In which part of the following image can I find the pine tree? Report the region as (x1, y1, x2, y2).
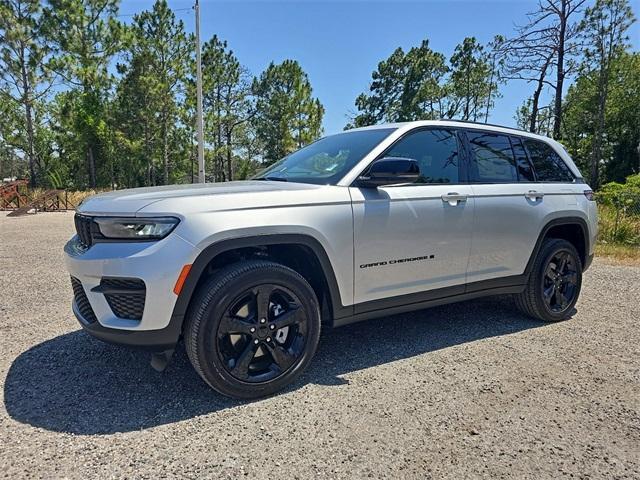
(128, 0, 190, 185)
(0, 0, 53, 186)
(448, 37, 493, 122)
(202, 35, 253, 181)
(44, 0, 124, 188)
(579, 0, 635, 188)
(252, 60, 324, 164)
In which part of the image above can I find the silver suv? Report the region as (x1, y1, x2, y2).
(64, 120, 598, 398)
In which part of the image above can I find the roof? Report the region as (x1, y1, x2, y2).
(347, 119, 549, 141)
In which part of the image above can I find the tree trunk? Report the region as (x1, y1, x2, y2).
(484, 56, 496, 123)
(82, 79, 97, 188)
(191, 141, 196, 184)
(19, 43, 37, 188)
(553, 1, 567, 139)
(144, 124, 151, 187)
(530, 78, 544, 133)
(226, 128, 233, 181)
(530, 54, 553, 134)
(162, 110, 169, 185)
(591, 69, 608, 190)
(216, 89, 223, 182)
(464, 69, 471, 120)
(87, 145, 96, 188)
(24, 101, 37, 188)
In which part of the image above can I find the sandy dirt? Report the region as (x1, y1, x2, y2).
(1, 212, 638, 479)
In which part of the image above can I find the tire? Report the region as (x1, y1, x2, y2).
(184, 260, 321, 399)
(515, 238, 583, 322)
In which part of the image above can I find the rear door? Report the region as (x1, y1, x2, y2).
(350, 128, 474, 307)
(464, 131, 576, 285)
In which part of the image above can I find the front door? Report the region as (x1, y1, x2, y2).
(350, 128, 474, 309)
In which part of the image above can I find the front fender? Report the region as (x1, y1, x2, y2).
(169, 232, 353, 331)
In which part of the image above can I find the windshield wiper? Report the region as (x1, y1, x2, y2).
(256, 176, 288, 182)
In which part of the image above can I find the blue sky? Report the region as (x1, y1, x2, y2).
(121, 0, 640, 135)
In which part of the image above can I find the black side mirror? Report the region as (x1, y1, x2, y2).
(356, 157, 420, 188)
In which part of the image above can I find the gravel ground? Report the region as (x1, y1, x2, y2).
(1, 211, 639, 479)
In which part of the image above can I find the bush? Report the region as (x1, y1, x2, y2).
(597, 174, 640, 246)
(597, 173, 640, 214)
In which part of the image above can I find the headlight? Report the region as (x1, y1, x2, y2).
(94, 217, 179, 240)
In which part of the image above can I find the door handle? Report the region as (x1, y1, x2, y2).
(525, 190, 544, 200)
(441, 192, 468, 206)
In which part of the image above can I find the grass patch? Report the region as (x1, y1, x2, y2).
(595, 202, 640, 265)
(597, 204, 640, 246)
(595, 243, 640, 265)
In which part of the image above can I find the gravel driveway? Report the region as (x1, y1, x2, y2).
(1, 211, 639, 479)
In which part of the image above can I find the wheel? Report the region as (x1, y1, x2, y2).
(515, 238, 583, 322)
(184, 260, 321, 399)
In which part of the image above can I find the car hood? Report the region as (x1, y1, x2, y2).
(77, 181, 338, 215)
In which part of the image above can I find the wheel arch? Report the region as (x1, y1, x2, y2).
(170, 234, 350, 335)
(525, 217, 591, 275)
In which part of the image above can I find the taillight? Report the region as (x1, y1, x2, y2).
(583, 190, 595, 201)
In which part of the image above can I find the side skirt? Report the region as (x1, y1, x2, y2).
(333, 276, 526, 328)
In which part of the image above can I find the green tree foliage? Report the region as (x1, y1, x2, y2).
(202, 35, 253, 181)
(44, 0, 124, 188)
(114, 0, 191, 187)
(0, 1, 324, 188)
(1, 0, 638, 193)
(599, 173, 640, 205)
(515, 97, 554, 136)
(0, 0, 53, 187)
(578, 0, 635, 188)
(252, 60, 323, 163)
(349, 37, 496, 127)
(562, 51, 640, 184)
(350, 40, 448, 127)
(0, 93, 26, 179)
(448, 37, 495, 121)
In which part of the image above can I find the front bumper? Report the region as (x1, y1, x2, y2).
(65, 232, 199, 350)
(72, 299, 182, 350)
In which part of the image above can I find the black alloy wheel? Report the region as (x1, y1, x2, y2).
(541, 250, 579, 313)
(515, 238, 583, 322)
(217, 284, 308, 383)
(185, 260, 321, 399)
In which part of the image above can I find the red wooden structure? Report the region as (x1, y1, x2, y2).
(1, 180, 76, 216)
(0, 180, 29, 209)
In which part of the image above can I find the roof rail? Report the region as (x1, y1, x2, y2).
(437, 119, 532, 135)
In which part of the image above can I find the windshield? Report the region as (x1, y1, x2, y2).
(254, 128, 396, 185)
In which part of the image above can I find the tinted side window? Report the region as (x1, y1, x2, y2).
(523, 139, 574, 182)
(467, 132, 518, 183)
(385, 129, 459, 183)
(510, 137, 535, 182)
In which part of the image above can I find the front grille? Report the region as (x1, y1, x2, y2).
(101, 278, 146, 321)
(74, 214, 95, 248)
(70, 276, 97, 323)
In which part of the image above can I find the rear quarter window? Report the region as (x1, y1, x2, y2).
(510, 137, 535, 182)
(523, 139, 574, 182)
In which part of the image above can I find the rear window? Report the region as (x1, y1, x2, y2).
(467, 132, 518, 183)
(523, 139, 574, 182)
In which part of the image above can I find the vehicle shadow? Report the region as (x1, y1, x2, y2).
(4, 297, 544, 435)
